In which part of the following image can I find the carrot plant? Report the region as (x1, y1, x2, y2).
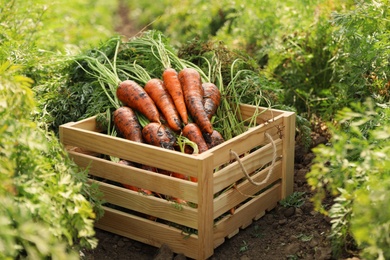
(0, 62, 102, 258)
(1, 0, 113, 257)
(306, 1, 390, 257)
(307, 98, 390, 258)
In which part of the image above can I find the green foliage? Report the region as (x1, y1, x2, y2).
(1, 0, 118, 130)
(306, 98, 390, 257)
(39, 37, 123, 131)
(0, 0, 116, 67)
(0, 196, 79, 259)
(239, 240, 249, 253)
(279, 191, 306, 208)
(352, 176, 390, 260)
(330, 0, 390, 107)
(0, 62, 102, 257)
(1, 0, 110, 257)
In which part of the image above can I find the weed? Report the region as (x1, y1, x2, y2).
(239, 240, 249, 253)
(279, 191, 306, 208)
(250, 224, 263, 238)
(295, 233, 314, 242)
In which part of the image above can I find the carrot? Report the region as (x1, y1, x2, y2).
(182, 123, 209, 182)
(113, 106, 143, 142)
(179, 68, 213, 134)
(116, 80, 160, 124)
(142, 122, 176, 150)
(171, 172, 187, 180)
(144, 78, 182, 131)
(182, 123, 209, 154)
(162, 68, 189, 124)
(203, 129, 225, 149)
(171, 197, 187, 205)
(202, 82, 221, 120)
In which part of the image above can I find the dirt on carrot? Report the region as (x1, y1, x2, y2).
(116, 80, 161, 124)
(179, 68, 213, 134)
(202, 82, 221, 120)
(203, 129, 225, 149)
(113, 106, 143, 142)
(142, 122, 176, 150)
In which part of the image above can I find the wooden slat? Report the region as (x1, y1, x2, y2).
(94, 181, 199, 229)
(213, 183, 281, 245)
(213, 162, 282, 218)
(208, 115, 284, 168)
(60, 116, 99, 131)
(60, 124, 207, 177)
(69, 151, 199, 202)
(213, 139, 283, 193)
(239, 104, 285, 123)
(95, 207, 203, 260)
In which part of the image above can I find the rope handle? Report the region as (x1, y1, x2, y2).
(230, 132, 278, 186)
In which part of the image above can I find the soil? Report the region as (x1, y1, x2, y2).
(81, 5, 354, 260)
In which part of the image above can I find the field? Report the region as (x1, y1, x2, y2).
(1, 0, 389, 259)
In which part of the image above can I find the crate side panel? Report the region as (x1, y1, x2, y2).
(96, 207, 202, 260)
(213, 162, 282, 218)
(209, 115, 284, 168)
(61, 125, 201, 176)
(69, 151, 198, 203)
(95, 181, 199, 229)
(213, 139, 283, 193)
(213, 183, 281, 245)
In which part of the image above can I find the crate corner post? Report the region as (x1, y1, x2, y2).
(196, 153, 215, 260)
(281, 111, 296, 199)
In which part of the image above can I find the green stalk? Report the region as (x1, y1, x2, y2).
(74, 39, 122, 109)
(213, 56, 246, 139)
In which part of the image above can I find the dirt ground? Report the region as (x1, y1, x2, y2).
(80, 5, 355, 260)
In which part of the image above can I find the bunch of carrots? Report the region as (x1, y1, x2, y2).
(114, 66, 224, 193)
(75, 31, 257, 206)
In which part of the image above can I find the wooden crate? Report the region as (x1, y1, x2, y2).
(59, 104, 295, 260)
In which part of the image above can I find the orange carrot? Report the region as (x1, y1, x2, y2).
(171, 197, 187, 205)
(171, 172, 187, 180)
(142, 122, 176, 150)
(116, 80, 160, 123)
(182, 123, 209, 154)
(182, 123, 209, 182)
(144, 78, 182, 131)
(162, 68, 189, 124)
(203, 129, 225, 149)
(202, 82, 221, 120)
(113, 106, 143, 142)
(179, 68, 213, 134)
